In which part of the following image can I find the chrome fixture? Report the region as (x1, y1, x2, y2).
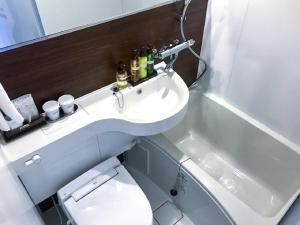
(155, 39, 195, 73)
(113, 91, 124, 109)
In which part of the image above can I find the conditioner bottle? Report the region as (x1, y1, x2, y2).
(147, 45, 154, 75)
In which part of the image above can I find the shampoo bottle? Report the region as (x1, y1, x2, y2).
(130, 49, 140, 83)
(138, 47, 148, 79)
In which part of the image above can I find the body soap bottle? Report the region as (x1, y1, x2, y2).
(130, 49, 140, 83)
(116, 61, 128, 90)
(138, 47, 147, 79)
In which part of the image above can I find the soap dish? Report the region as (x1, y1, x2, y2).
(45, 104, 79, 123)
(2, 115, 47, 142)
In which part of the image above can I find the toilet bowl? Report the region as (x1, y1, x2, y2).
(58, 157, 153, 225)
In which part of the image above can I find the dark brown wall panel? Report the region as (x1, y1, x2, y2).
(0, 0, 207, 109)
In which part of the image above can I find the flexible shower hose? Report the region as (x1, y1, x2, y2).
(180, 0, 207, 86)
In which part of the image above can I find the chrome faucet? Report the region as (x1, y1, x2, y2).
(155, 39, 195, 73)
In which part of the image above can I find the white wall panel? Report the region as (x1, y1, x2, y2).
(201, 0, 300, 146)
(200, 0, 249, 94)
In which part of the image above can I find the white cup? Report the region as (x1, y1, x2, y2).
(58, 95, 75, 115)
(42, 100, 60, 121)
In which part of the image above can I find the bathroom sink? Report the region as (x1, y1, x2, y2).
(113, 66, 189, 125)
(57, 62, 190, 136)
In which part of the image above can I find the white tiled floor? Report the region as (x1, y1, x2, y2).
(127, 166, 195, 225)
(154, 201, 183, 225)
(127, 166, 171, 211)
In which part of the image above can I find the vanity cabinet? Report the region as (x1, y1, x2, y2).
(97, 131, 136, 160)
(11, 129, 136, 204)
(13, 130, 102, 204)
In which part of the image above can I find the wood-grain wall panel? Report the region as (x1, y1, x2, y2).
(0, 0, 207, 109)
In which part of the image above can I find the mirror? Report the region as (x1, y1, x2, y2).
(0, 0, 176, 52)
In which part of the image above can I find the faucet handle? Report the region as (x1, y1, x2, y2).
(155, 45, 168, 59)
(161, 45, 168, 51)
(152, 48, 158, 55)
(168, 43, 175, 49)
(173, 39, 180, 45)
(168, 40, 181, 49)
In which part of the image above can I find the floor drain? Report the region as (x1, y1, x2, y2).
(170, 189, 178, 197)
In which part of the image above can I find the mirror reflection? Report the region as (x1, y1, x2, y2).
(0, 0, 175, 51)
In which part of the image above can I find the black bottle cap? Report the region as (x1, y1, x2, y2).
(147, 44, 154, 54)
(117, 61, 126, 71)
(132, 49, 140, 59)
(140, 47, 147, 57)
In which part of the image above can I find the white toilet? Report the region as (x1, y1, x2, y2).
(58, 157, 153, 225)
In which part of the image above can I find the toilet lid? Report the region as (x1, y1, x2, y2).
(63, 165, 153, 225)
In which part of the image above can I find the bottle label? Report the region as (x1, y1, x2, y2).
(140, 63, 146, 69)
(117, 75, 128, 81)
(138, 57, 148, 78)
(131, 66, 139, 70)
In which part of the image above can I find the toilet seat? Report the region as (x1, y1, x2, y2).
(58, 157, 153, 225)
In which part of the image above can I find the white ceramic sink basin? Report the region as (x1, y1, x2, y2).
(75, 62, 189, 136)
(114, 68, 189, 123)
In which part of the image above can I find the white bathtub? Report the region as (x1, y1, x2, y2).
(126, 137, 234, 225)
(162, 87, 300, 225)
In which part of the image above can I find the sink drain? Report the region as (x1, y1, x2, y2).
(137, 89, 142, 95)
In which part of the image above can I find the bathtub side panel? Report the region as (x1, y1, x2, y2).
(126, 137, 233, 225)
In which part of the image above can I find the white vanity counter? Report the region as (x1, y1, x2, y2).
(0, 63, 189, 163)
